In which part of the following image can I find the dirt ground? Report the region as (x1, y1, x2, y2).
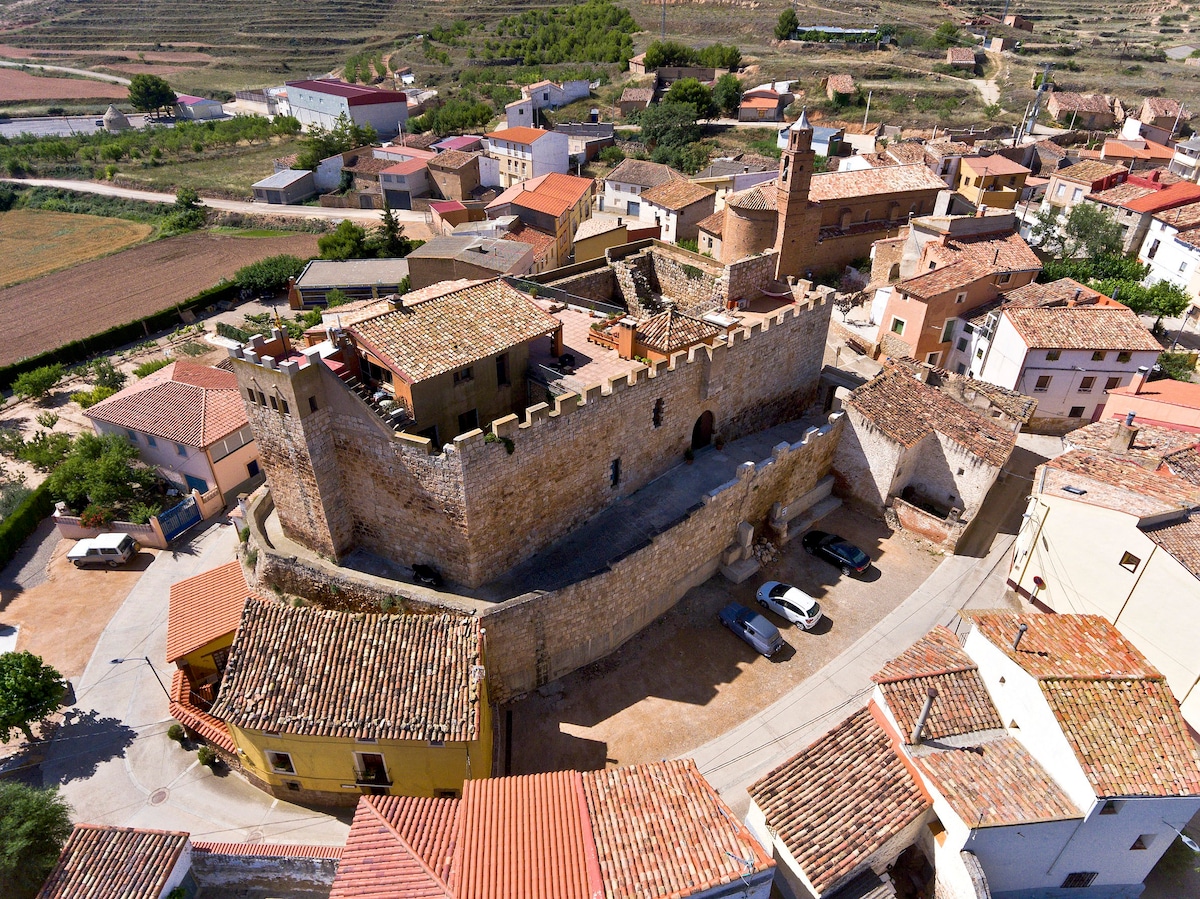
(505, 506, 942, 775)
(0, 69, 128, 103)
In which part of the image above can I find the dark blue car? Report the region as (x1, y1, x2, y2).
(802, 530, 871, 576)
(718, 602, 784, 657)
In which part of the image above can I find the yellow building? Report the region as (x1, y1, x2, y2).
(954, 155, 1030, 211)
(210, 602, 491, 805)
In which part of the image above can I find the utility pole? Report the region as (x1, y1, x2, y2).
(862, 90, 872, 131)
(1015, 62, 1052, 145)
(1001, 0, 1012, 23)
(661, 0, 666, 39)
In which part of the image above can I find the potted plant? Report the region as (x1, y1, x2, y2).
(684, 447, 695, 464)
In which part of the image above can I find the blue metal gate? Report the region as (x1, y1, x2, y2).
(158, 496, 201, 541)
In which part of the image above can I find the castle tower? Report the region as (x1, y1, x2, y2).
(773, 110, 820, 281)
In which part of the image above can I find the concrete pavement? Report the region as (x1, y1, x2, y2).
(689, 532, 1019, 816)
(39, 517, 349, 844)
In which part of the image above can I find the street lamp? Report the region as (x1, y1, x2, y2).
(110, 656, 171, 701)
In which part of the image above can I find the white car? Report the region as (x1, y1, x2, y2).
(755, 581, 822, 630)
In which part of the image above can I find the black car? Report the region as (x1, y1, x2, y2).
(802, 530, 870, 575)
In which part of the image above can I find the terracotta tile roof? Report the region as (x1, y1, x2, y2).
(383, 157, 430, 177)
(636, 308, 723, 354)
(619, 87, 654, 104)
(502, 221, 556, 263)
(169, 669, 237, 753)
(1003, 306, 1161, 351)
(914, 735, 1080, 826)
(331, 797, 453, 899)
(1052, 159, 1128, 185)
(166, 560, 258, 663)
(874, 628, 1004, 743)
(748, 708, 929, 896)
(191, 841, 342, 858)
(826, 74, 856, 94)
(484, 126, 552, 145)
(1153, 199, 1200, 230)
(809, 164, 948, 203)
(345, 155, 393, 176)
(36, 825, 190, 899)
(960, 154, 1030, 177)
(606, 158, 685, 189)
(1039, 449, 1200, 518)
(886, 143, 932, 166)
(725, 182, 777, 211)
(1042, 679, 1200, 797)
(1120, 181, 1200, 213)
(429, 150, 479, 172)
(1102, 139, 1173, 162)
(897, 260, 990, 297)
(1143, 511, 1200, 579)
(695, 209, 725, 237)
(741, 94, 781, 110)
(1086, 182, 1157, 208)
(350, 279, 560, 384)
(1051, 92, 1116, 115)
(1000, 277, 1112, 307)
(1162, 444, 1200, 485)
(486, 174, 550, 211)
(583, 759, 773, 899)
(369, 795, 460, 882)
(1107, 376, 1200, 409)
(1065, 420, 1200, 467)
(511, 172, 594, 217)
(640, 179, 715, 211)
(923, 229, 1041, 275)
(574, 217, 624, 241)
(1141, 97, 1182, 120)
(947, 47, 977, 65)
(86, 361, 248, 450)
(452, 770, 599, 899)
(847, 368, 1017, 467)
(210, 604, 483, 742)
(963, 612, 1162, 680)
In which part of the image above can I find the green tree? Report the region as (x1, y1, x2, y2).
(1156, 351, 1198, 382)
(45, 432, 160, 511)
(0, 652, 66, 743)
(1033, 204, 1124, 261)
(666, 78, 716, 119)
(638, 102, 702, 150)
(775, 8, 799, 41)
(232, 254, 307, 294)
(367, 205, 416, 258)
(325, 288, 349, 307)
(0, 783, 73, 899)
(294, 113, 378, 170)
(644, 40, 696, 69)
(713, 73, 744, 117)
(127, 74, 177, 117)
(89, 358, 126, 392)
(12, 364, 64, 403)
(930, 22, 961, 49)
(319, 220, 370, 260)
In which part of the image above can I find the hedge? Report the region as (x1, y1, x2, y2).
(0, 482, 53, 570)
(0, 280, 240, 392)
(215, 321, 253, 343)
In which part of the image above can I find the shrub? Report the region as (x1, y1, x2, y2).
(244, 547, 258, 567)
(34, 412, 58, 429)
(70, 385, 118, 408)
(233, 254, 306, 295)
(127, 501, 161, 525)
(196, 745, 217, 768)
(79, 505, 113, 528)
(166, 723, 185, 743)
(12, 364, 63, 403)
(238, 525, 250, 543)
(598, 146, 625, 166)
(216, 322, 252, 343)
(17, 431, 73, 471)
(133, 358, 171, 378)
(0, 484, 52, 569)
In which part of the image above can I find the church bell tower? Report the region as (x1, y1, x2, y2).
(773, 109, 820, 281)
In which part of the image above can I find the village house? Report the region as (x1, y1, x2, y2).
(1138, 96, 1185, 135)
(378, 157, 431, 209)
(617, 85, 654, 118)
(482, 126, 569, 189)
(1169, 135, 1200, 182)
(953, 154, 1030, 212)
(208, 602, 492, 805)
(284, 79, 408, 137)
(949, 278, 1162, 431)
(288, 258, 413, 309)
(571, 216, 659, 262)
(405, 235, 535, 291)
(1010, 429, 1200, 728)
(747, 613, 1200, 899)
(1085, 177, 1200, 255)
(174, 93, 224, 120)
(426, 149, 490, 202)
(1045, 91, 1124, 130)
(555, 121, 615, 163)
(488, 171, 594, 268)
(331, 760, 774, 899)
(86, 361, 260, 502)
(691, 158, 777, 208)
(1102, 366, 1200, 430)
(1138, 198, 1200, 290)
(1097, 137, 1174, 173)
(822, 73, 856, 103)
(869, 211, 1041, 366)
(601, 157, 685, 215)
(832, 365, 1022, 548)
(250, 169, 316, 205)
(945, 47, 976, 70)
(522, 77, 590, 110)
(739, 88, 787, 122)
(638, 179, 716, 245)
(1041, 159, 1129, 219)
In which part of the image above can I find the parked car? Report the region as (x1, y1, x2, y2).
(67, 533, 139, 569)
(755, 582, 822, 630)
(802, 530, 871, 576)
(718, 602, 784, 657)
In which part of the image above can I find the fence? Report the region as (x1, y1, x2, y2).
(53, 486, 226, 549)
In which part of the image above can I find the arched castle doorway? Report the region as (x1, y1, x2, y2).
(691, 411, 714, 450)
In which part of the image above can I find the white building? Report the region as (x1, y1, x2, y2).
(1010, 420, 1200, 728)
(1169, 135, 1200, 181)
(637, 179, 715, 244)
(1140, 200, 1200, 289)
(481, 126, 569, 189)
(174, 93, 225, 120)
(950, 279, 1162, 430)
(284, 79, 409, 137)
(522, 78, 590, 110)
(747, 613, 1200, 899)
(600, 158, 686, 216)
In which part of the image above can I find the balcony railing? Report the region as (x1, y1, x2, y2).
(335, 371, 413, 432)
(354, 769, 392, 787)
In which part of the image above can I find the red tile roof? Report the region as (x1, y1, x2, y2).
(1003, 305, 1161, 351)
(809, 164, 948, 203)
(636, 308, 723, 354)
(502, 221, 556, 264)
(1120, 181, 1200, 213)
(873, 625, 972, 682)
(749, 708, 929, 895)
(484, 126, 552, 145)
(1049, 92, 1116, 115)
(210, 605, 484, 742)
(511, 172, 594, 218)
(826, 74, 856, 95)
(86, 361, 248, 450)
(960, 155, 1030, 177)
(695, 209, 725, 237)
(1039, 449, 1200, 516)
(383, 158, 430, 177)
(169, 669, 236, 753)
(606, 158, 686, 189)
(36, 825, 189, 899)
(915, 735, 1080, 826)
(1143, 512, 1200, 580)
(1107, 376, 1200, 409)
(1065, 419, 1200, 466)
(166, 560, 257, 663)
(287, 79, 407, 106)
(369, 795, 460, 882)
(1051, 159, 1127, 185)
(332, 797, 453, 899)
(640, 179, 715, 211)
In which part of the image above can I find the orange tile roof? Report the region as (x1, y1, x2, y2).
(369, 795, 460, 882)
(740, 94, 781, 110)
(383, 158, 429, 176)
(695, 209, 725, 237)
(1101, 139, 1173, 162)
(86, 361, 248, 450)
(210, 605, 484, 742)
(915, 735, 1081, 826)
(640, 179, 715, 211)
(725, 182, 776, 211)
(1001, 277, 1116, 307)
(484, 126, 551, 145)
(810, 163, 950, 203)
(332, 798, 453, 899)
(191, 841, 342, 859)
(960, 154, 1030, 177)
(165, 560, 257, 663)
(1051, 159, 1128, 185)
(169, 669, 236, 753)
(511, 172, 594, 218)
(502, 221, 556, 263)
(1039, 449, 1200, 518)
(1004, 305, 1161, 351)
(1065, 419, 1199, 466)
(36, 825, 190, 899)
(1108, 376, 1200, 408)
(351, 279, 561, 384)
(748, 708, 929, 896)
(636, 308, 723, 354)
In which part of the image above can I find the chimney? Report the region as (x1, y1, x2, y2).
(976, 203, 988, 217)
(1012, 623, 1028, 651)
(1071, 287, 1082, 305)
(911, 687, 938, 744)
(1130, 366, 1149, 395)
(1110, 411, 1139, 455)
(616, 316, 637, 360)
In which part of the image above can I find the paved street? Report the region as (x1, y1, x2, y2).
(37, 518, 350, 844)
(0, 114, 153, 140)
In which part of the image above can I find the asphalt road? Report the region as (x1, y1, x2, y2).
(2, 177, 416, 226)
(0, 114, 153, 140)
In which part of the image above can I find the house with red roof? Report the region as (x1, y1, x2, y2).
(482, 126, 570, 189)
(748, 614, 1200, 898)
(486, 172, 595, 268)
(285, 79, 409, 137)
(1102, 366, 1200, 431)
(738, 89, 787, 122)
(85, 361, 261, 502)
(1085, 178, 1200, 255)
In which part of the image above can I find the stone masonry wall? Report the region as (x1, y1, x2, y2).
(726, 252, 779, 303)
(649, 251, 724, 315)
(190, 850, 338, 895)
(543, 266, 617, 303)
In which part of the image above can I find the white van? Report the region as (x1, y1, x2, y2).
(67, 533, 140, 569)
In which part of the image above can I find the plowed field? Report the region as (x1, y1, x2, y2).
(0, 68, 127, 102)
(0, 231, 319, 367)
